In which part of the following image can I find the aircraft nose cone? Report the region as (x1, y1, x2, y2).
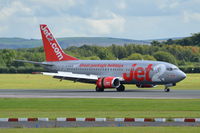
(179, 70, 186, 81)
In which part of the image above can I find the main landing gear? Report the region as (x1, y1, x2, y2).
(116, 84, 125, 92)
(95, 84, 125, 92)
(164, 86, 170, 92)
(95, 86, 104, 92)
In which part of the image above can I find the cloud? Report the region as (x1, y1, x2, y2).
(156, 0, 180, 10)
(86, 12, 125, 35)
(183, 11, 200, 23)
(0, 1, 32, 19)
(0, 0, 200, 39)
(116, 0, 127, 10)
(39, 12, 125, 37)
(0, 1, 37, 37)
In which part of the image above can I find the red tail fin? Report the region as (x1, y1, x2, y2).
(40, 24, 78, 62)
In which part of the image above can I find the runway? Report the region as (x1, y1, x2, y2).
(0, 89, 199, 99)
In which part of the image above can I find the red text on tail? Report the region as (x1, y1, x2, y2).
(40, 24, 78, 62)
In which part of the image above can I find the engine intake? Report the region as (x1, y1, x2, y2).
(96, 77, 120, 88)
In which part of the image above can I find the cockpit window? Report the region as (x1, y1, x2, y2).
(167, 68, 173, 71)
(167, 67, 178, 71)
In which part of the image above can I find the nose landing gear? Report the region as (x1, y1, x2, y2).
(164, 83, 175, 92)
(164, 86, 170, 92)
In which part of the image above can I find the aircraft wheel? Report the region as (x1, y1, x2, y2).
(164, 87, 170, 92)
(96, 86, 104, 92)
(116, 84, 125, 92)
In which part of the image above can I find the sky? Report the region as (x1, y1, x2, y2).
(0, 0, 200, 40)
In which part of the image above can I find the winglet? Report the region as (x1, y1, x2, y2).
(40, 24, 78, 62)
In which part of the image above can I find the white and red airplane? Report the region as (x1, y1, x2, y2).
(17, 24, 186, 92)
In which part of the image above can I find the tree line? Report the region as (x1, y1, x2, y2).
(153, 32, 200, 47)
(0, 43, 200, 73)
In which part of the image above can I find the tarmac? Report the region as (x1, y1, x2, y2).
(0, 89, 199, 99)
(1, 121, 200, 128)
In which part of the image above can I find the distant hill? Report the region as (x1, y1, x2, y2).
(0, 37, 150, 49)
(145, 37, 184, 43)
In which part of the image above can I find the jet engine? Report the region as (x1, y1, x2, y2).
(96, 77, 120, 88)
(136, 84, 155, 88)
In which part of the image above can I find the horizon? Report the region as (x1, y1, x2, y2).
(0, 35, 188, 41)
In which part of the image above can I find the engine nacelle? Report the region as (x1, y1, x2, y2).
(96, 77, 120, 88)
(136, 84, 155, 88)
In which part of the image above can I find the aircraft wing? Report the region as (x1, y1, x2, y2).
(15, 60, 53, 66)
(42, 71, 98, 83)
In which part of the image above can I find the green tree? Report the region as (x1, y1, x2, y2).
(151, 40, 162, 47)
(111, 45, 127, 59)
(165, 39, 174, 45)
(81, 56, 100, 60)
(153, 51, 177, 65)
(126, 53, 143, 60)
(1, 49, 16, 66)
(142, 55, 156, 61)
(0, 56, 6, 66)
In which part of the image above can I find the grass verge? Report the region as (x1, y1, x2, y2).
(0, 98, 199, 118)
(0, 73, 199, 90)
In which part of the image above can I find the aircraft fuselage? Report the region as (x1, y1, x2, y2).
(45, 60, 186, 85)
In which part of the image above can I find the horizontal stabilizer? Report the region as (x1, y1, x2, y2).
(15, 60, 53, 66)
